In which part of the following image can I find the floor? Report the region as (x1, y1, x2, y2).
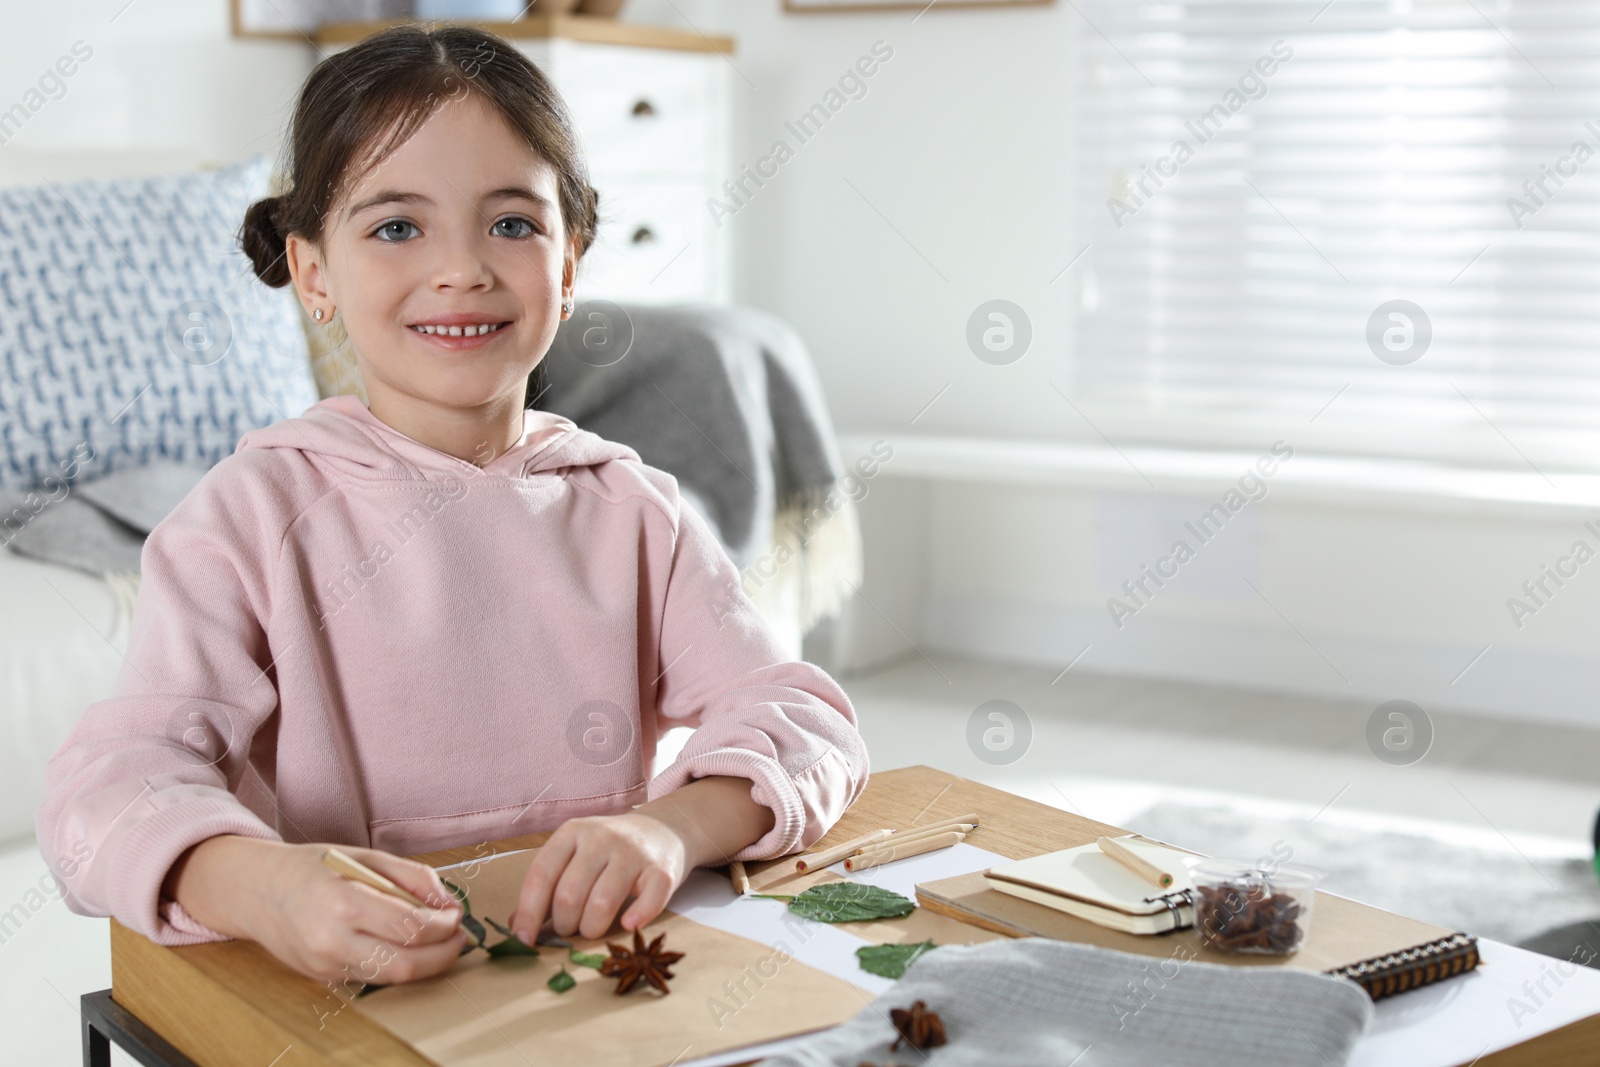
(6, 652, 1597, 1065)
(838, 651, 1600, 858)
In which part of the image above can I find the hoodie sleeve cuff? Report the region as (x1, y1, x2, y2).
(95, 794, 283, 947)
(649, 745, 854, 863)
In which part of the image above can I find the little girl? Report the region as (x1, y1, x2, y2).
(34, 24, 868, 990)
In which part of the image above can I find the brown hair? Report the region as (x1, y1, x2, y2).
(240, 24, 598, 408)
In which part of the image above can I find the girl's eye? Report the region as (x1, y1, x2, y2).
(493, 217, 537, 239)
(374, 220, 419, 243)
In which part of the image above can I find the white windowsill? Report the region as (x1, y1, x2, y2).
(837, 432, 1600, 520)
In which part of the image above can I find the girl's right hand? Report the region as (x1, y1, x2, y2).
(242, 841, 469, 988)
(246, 844, 467, 985)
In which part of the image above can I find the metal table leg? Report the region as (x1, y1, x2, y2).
(79, 989, 200, 1067)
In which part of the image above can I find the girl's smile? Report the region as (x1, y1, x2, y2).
(406, 315, 514, 349)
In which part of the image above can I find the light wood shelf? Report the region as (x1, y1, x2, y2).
(314, 15, 735, 54)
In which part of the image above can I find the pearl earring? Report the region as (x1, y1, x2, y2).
(313, 307, 324, 321)
(562, 300, 573, 314)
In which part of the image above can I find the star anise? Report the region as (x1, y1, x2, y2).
(598, 928, 686, 995)
(888, 999, 947, 1052)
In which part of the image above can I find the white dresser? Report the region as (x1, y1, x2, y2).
(316, 18, 733, 305)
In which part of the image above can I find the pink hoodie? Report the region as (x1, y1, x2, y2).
(34, 394, 869, 947)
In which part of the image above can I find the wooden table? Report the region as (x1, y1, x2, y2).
(104, 765, 1600, 1066)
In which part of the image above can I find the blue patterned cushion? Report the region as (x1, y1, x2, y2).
(0, 155, 317, 491)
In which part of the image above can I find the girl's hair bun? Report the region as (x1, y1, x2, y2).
(241, 195, 291, 288)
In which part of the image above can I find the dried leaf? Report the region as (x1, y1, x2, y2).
(772, 883, 916, 923)
(855, 940, 938, 979)
(569, 948, 608, 969)
(548, 966, 576, 993)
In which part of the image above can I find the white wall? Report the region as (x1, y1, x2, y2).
(914, 482, 1600, 727)
(0, 0, 310, 184)
(695, 4, 1600, 727)
(705, 1, 1080, 438)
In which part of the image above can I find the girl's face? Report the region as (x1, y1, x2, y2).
(286, 91, 575, 417)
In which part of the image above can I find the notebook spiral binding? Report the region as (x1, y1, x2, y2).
(1144, 887, 1197, 931)
(1327, 931, 1481, 1001)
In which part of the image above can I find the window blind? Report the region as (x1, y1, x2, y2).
(1073, 0, 1600, 471)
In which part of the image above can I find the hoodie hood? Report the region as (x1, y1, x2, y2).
(235, 394, 640, 482)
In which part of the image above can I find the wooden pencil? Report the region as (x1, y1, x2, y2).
(321, 847, 428, 907)
(1097, 834, 1173, 889)
(844, 831, 965, 871)
(729, 859, 751, 896)
(320, 847, 483, 947)
(915, 811, 980, 831)
(855, 822, 976, 853)
(795, 828, 894, 872)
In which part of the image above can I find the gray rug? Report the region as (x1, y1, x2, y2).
(1127, 802, 1600, 957)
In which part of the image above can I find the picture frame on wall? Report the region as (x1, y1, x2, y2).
(783, 0, 1051, 10)
(230, 0, 410, 39)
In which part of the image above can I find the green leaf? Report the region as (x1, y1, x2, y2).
(486, 926, 540, 958)
(569, 949, 608, 969)
(487, 936, 541, 958)
(437, 881, 487, 949)
(440, 877, 471, 917)
(781, 883, 916, 923)
(479, 914, 539, 958)
(548, 966, 576, 993)
(855, 939, 938, 979)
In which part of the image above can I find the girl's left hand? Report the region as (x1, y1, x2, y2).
(507, 812, 690, 946)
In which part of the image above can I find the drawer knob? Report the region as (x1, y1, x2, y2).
(631, 225, 657, 245)
(631, 98, 657, 118)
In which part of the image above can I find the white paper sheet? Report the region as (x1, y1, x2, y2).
(1353, 936, 1600, 1066)
(668, 841, 1012, 1067)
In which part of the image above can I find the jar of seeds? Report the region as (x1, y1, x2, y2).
(1189, 859, 1323, 955)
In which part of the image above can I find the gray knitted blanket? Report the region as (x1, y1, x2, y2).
(540, 300, 847, 571)
(0, 460, 206, 575)
(755, 938, 1374, 1067)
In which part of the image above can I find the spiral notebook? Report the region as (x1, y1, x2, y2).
(918, 849, 1480, 1000)
(982, 836, 1197, 935)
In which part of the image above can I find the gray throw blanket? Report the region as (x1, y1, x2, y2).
(0, 461, 207, 575)
(540, 301, 848, 571)
(755, 939, 1374, 1067)
(1, 302, 849, 579)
